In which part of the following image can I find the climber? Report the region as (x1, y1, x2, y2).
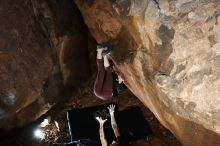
(93, 42, 125, 100)
(96, 104, 129, 146)
(53, 104, 128, 146)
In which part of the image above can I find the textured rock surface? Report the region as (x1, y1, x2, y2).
(1, 0, 220, 145)
(75, 0, 220, 145)
(0, 0, 90, 130)
(0, 0, 56, 129)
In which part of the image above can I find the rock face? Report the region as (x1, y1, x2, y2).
(75, 0, 220, 145)
(0, 0, 56, 129)
(1, 0, 220, 145)
(0, 0, 90, 130)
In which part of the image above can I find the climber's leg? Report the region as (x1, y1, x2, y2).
(101, 55, 113, 98)
(94, 48, 106, 99)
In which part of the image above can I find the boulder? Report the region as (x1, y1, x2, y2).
(0, 0, 90, 130)
(75, 0, 220, 145)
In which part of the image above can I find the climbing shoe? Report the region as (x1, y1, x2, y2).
(96, 42, 113, 56)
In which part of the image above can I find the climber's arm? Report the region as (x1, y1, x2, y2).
(108, 104, 121, 138)
(96, 117, 108, 146)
